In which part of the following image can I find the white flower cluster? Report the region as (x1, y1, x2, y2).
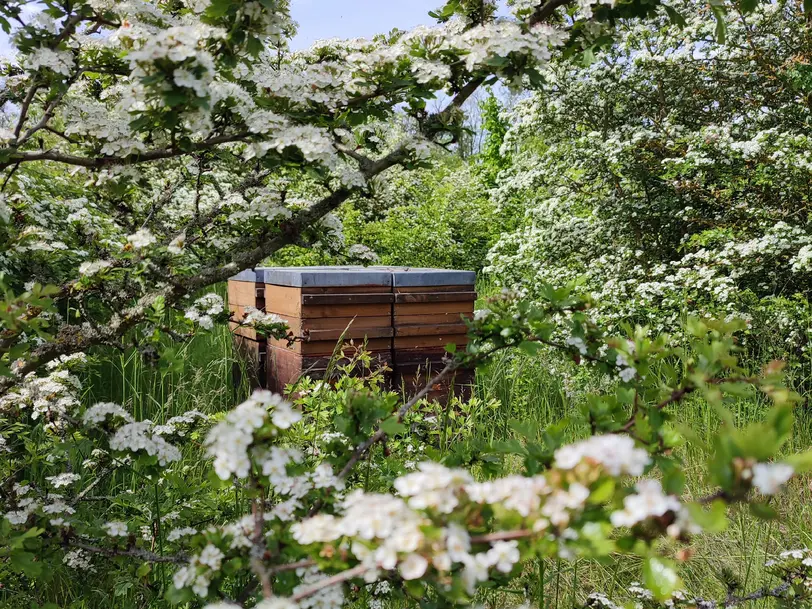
(750, 462, 794, 495)
(109, 421, 183, 465)
(347, 244, 379, 264)
(610, 479, 698, 539)
(173, 543, 225, 597)
(78, 259, 113, 277)
(104, 521, 129, 537)
(126, 228, 157, 250)
(83, 402, 133, 425)
(152, 410, 208, 437)
(0, 368, 82, 431)
(185, 293, 225, 330)
(167, 526, 197, 542)
(63, 549, 95, 571)
(553, 434, 650, 476)
(24, 47, 75, 76)
(46, 473, 81, 489)
(205, 390, 302, 480)
(457, 22, 567, 77)
(240, 306, 289, 337)
(586, 592, 620, 609)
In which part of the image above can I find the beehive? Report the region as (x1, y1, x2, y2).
(390, 268, 476, 400)
(228, 266, 476, 398)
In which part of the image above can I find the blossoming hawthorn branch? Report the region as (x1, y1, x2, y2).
(0, 0, 605, 386)
(3, 0, 812, 608)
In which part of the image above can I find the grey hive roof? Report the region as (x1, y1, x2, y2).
(229, 266, 475, 288)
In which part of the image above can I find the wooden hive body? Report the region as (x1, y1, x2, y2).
(228, 266, 476, 400)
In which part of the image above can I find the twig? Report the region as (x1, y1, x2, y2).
(290, 564, 369, 602)
(67, 540, 187, 564)
(470, 530, 533, 544)
(336, 359, 459, 480)
(250, 496, 273, 598)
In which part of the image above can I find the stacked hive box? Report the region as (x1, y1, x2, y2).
(390, 268, 476, 400)
(227, 269, 267, 388)
(227, 266, 476, 399)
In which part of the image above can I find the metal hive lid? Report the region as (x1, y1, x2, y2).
(229, 266, 476, 288)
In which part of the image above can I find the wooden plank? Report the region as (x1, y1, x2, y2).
(302, 285, 392, 294)
(394, 348, 449, 363)
(228, 280, 258, 308)
(394, 291, 476, 304)
(300, 337, 391, 356)
(300, 315, 392, 331)
(263, 284, 302, 317)
(394, 334, 468, 350)
(270, 335, 392, 355)
(301, 293, 393, 306)
(265, 346, 393, 394)
(270, 314, 392, 338)
(393, 302, 475, 316)
(306, 327, 393, 341)
(394, 323, 469, 337)
(394, 312, 472, 326)
(394, 285, 473, 294)
(300, 303, 392, 318)
(233, 334, 264, 390)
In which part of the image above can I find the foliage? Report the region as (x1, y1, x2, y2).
(2, 1, 811, 609)
(486, 0, 812, 364)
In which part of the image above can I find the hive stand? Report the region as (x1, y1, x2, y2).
(227, 266, 476, 401)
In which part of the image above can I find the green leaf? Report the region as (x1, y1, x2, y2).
(663, 6, 687, 27)
(10, 550, 43, 578)
(379, 416, 407, 436)
(685, 499, 728, 533)
(750, 502, 779, 520)
(738, 0, 759, 12)
(806, 0, 812, 13)
(642, 556, 682, 602)
(136, 562, 152, 578)
(518, 340, 543, 355)
(786, 449, 812, 473)
(711, 5, 727, 43)
(588, 477, 615, 504)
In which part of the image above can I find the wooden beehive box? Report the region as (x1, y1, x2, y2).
(228, 266, 476, 399)
(390, 268, 476, 400)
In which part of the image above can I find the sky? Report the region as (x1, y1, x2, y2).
(0, 2, 443, 55)
(290, 0, 441, 49)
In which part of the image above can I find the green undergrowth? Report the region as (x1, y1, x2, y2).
(28, 278, 812, 609)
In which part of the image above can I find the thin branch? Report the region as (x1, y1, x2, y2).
(470, 530, 532, 544)
(290, 565, 369, 602)
(67, 540, 187, 564)
(336, 359, 458, 480)
(529, 0, 573, 26)
(250, 496, 273, 598)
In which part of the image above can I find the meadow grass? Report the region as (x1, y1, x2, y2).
(472, 349, 812, 608)
(25, 280, 810, 609)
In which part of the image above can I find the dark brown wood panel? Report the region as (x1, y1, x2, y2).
(393, 302, 475, 316)
(395, 334, 469, 350)
(301, 293, 394, 306)
(394, 291, 476, 304)
(394, 323, 469, 337)
(302, 285, 392, 294)
(300, 303, 392, 318)
(394, 285, 473, 294)
(394, 312, 472, 326)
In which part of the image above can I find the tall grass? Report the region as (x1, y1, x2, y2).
(18, 277, 809, 609)
(469, 346, 812, 608)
